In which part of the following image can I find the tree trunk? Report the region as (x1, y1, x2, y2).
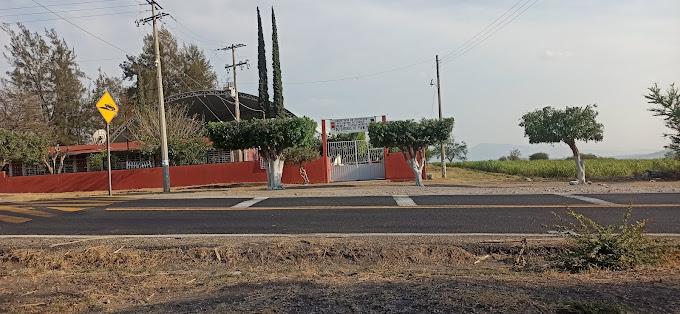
(567, 141, 586, 184)
(299, 166, 310, 185)
(408, 155, 425, 187)
(266, 157, 285, 190)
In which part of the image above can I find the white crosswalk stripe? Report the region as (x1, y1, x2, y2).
(393, 195, 416, 207)
(232, 197, 269, 208)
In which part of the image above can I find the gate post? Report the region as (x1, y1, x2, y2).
(321, 119, 331, 183)
(381, 115, 388, 178)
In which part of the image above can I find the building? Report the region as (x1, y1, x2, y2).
(4, 88, 281, 177)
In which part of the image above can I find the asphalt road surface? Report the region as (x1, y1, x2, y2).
(1, 193, 679, 235)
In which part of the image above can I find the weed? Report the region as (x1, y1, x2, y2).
(553, 209, 661, 272)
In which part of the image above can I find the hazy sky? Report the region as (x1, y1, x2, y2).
(1, 0, 679, 154)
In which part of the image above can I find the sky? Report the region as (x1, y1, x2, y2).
(1, 0, 679, 156)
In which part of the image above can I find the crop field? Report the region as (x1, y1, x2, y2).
(452, 159, 680, 179)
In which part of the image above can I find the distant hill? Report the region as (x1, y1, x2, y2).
(612, 150, 671, 160)
(467, 143, 571, 161)
(467, 143, 670, 161)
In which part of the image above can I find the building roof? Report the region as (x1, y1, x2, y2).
(52, 141, 142, 156)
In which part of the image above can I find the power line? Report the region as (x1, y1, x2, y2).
(29, 0, 131, 54)
(439, 0, 528, 63)
(0, 0, 129, 11)
(0, 3, 142, 18)
(3, 10, 146, 23)
(440, 0, 539, 65)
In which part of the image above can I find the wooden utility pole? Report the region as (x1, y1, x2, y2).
(137, 1, 171, 192)
(218, 44, 249, 161)
(436, 55, 446, 178)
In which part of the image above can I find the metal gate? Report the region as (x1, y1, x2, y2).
(328, 140, 385, 182)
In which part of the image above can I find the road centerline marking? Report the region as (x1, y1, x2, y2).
(556, 194, 618, 206)
(232, 197, 269, 209)
(0, 205, 54, 218)
(0, 214, 31, 224)
(393, 195, 416, 207)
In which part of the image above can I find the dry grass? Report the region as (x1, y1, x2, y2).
(1, 236, 679, 313)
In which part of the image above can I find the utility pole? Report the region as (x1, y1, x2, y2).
(217, 44, 249, 161)
(137, 1, 171, 192)
(435, 55, 446, 178)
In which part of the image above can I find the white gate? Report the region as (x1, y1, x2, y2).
(328, 140, 385, 182)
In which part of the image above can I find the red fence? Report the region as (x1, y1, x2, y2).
(0, 156, 415, 193)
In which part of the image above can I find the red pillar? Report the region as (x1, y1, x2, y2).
(381, 115, 388, 179)
(321, 119, 330, 183)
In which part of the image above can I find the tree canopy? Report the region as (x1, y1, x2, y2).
(645, 83, 680, 156)
(519, 105, 604, 146)
(0, 129, 47, 168)
(120, 27, 217, 109)
(207, 117, 316, 158)
(3, 23, 92, 145)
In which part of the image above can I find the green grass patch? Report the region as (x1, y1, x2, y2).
(452, 159, 680, 180)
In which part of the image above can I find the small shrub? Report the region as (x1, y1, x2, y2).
(553, 209, 660, 272)
(529, 152, 549, 160)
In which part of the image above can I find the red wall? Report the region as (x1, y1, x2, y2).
(0, 160, 325, 193)
(0, 154, 415, 193)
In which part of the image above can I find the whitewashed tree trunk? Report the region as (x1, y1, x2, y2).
(575, 155, 586, 184)
(266, 156, 285, 190)
(567, 141, 586, 184)
(408, 158, 425, 187)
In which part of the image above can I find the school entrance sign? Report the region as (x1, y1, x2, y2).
(328, 116, 378, 134)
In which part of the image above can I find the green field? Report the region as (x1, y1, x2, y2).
(452, 159, 680, 180)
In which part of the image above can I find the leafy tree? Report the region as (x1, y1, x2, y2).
(519, 105, 604, 183)
(283, 146, 319, 184)
(207, 117, 317, 190)
(129, 105, 209, 166)
(368, 118, 454, 186)
(0, 129, 48, 173)
(121, 28, 217, 109)
(271, 8, 285, 117)
(529, 152, 549, 160)
(257, 7, 271, 118)
(431, 138, 468, 163)
(3, 23, 90, 145)
(645, 83, 680, 156)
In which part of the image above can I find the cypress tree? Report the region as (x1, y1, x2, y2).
(271, 7, 285, 117)
(256, 7, 270, 118)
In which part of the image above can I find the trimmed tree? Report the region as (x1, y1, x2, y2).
(645, 83, 680, 157)
(519, 105, 604, 184)
(256, 7, 271, 118)
(207, 117, 316, 190)
(271, 8, 285, 117)
(368, 118, 454, 186)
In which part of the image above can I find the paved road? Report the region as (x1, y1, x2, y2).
(0, 193, 678, 235)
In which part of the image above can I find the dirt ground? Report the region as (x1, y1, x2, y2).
(1, 235, 679, 313)
(2, 167, 679, 202)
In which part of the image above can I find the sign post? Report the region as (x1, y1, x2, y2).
(328, 116, 377, 134)
(95, 91, 120, 196)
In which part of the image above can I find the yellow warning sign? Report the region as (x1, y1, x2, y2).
(95, 91, 119, 124)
